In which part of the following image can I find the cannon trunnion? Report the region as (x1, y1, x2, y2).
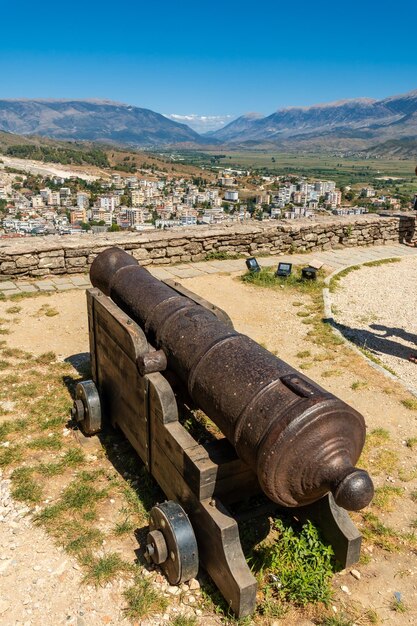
(73, 247, 374, 617)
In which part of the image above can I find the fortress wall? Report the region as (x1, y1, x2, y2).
(0, 214, 415, 279)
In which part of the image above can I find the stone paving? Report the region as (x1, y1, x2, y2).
(1, 243, 417, 296)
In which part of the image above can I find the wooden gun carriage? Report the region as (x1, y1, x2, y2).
(72, 247, 374, 617)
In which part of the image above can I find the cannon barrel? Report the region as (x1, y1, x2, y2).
(90, 247, 374, 511)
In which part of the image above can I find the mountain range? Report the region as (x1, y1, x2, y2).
(0, 91, 417, 154)
(208, 90, 417, 153)
(0, 99, 204, 147)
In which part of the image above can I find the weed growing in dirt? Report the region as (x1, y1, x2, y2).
(401, 398, 417, 411)
(82, 552, 130, 586)
(372, 486, 404, 511)
(389, 595, 408, 613)
(296, 350, 311, 359)
(0, 445, 22, 467)
(406, 437, 417, 449)
(169, 616, 197, 626)
(35, 304, 59, 317)
(124, 569, 168, 620)
(11, 467, 43, 503)
(358, 347, 397, 376)
(204, 251, 244, 261)
(351, 380, 368, 391)
(252, 518, 334, 606)
(363, 258, 401, 268)
(360, 512, 400, 552)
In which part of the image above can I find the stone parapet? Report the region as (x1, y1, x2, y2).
(0, 214, 415, 279)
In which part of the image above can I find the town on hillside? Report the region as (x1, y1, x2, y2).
(0, 159, 412, 237)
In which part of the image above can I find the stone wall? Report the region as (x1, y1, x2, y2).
(0, 214, 415, 279)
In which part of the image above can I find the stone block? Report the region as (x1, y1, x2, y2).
(166, 246, 185, 257)
(149, 248, 166, 259)
(15, 255, 38, 268)
(39, 256, 65, 269)
(66, 257, 87, 268)
(0, 262, 16, 273)
(65, 248, 91, 258)
(131, 248, 149, 260)
(39, 249, 64, 258)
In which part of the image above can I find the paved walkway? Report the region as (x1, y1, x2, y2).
(1, 243, 417, 295)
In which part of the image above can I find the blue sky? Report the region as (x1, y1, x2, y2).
(1, 0, 417, 131)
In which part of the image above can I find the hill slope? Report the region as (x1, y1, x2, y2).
(0, 100, 208, 147)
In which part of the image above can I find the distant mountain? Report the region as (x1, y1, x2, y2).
(0, 99, 210, 147)
(205, 112, 265, 141)
(208, 90, 417, 154)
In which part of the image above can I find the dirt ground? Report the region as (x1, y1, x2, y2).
(0, 271, 416, 625)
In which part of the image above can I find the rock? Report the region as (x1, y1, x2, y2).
(340, 585, 351, 595)
(167, 585, 180, 595)
(188, 578, 200, 590)
(350, 569, 361, 580)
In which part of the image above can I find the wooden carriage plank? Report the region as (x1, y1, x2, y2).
(93, 292, 148, 362)
(151, 439, 257, 617)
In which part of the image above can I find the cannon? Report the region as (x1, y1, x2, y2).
(73, 247, 374, 617)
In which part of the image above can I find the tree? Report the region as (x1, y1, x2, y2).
(108, 224, 121, 232)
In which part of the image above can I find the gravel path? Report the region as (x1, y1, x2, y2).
(0, 471, 129, 626)
(331, 256, 417, 391)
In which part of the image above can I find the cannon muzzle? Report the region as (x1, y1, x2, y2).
(90, 247, 374, 511)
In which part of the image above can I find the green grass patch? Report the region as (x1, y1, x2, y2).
(1, 347, 32, 359)
(363, 258, 401, 268)
(242, 266, 325, 295)
(253, 518, 334, 606)
(0, 445, 22, 467)
(28, 433, 62, 451)
(406, 437, 417, 449)
(5, 305, 22, 314)
(124, 570, 168, 620)
(66, 528, 104, 555)
(0, 422, 12, 441)
(82, 552, 130, 586)
(61, 480, 108, 510)
(11, 466, 43, 503)
(204, 250, 243, 261)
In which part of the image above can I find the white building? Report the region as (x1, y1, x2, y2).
(77, 192, 90, 209)
(224, 190, 239, 201)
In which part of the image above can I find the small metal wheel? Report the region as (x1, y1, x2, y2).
(146, 501, 198, 584)
(71, 380, 102, 435)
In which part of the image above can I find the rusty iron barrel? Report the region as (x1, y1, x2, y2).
(90, 247, 374, 511)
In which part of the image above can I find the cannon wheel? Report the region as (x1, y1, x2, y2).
(72, 380, 102, 435)
(146, 501, 199, 584)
